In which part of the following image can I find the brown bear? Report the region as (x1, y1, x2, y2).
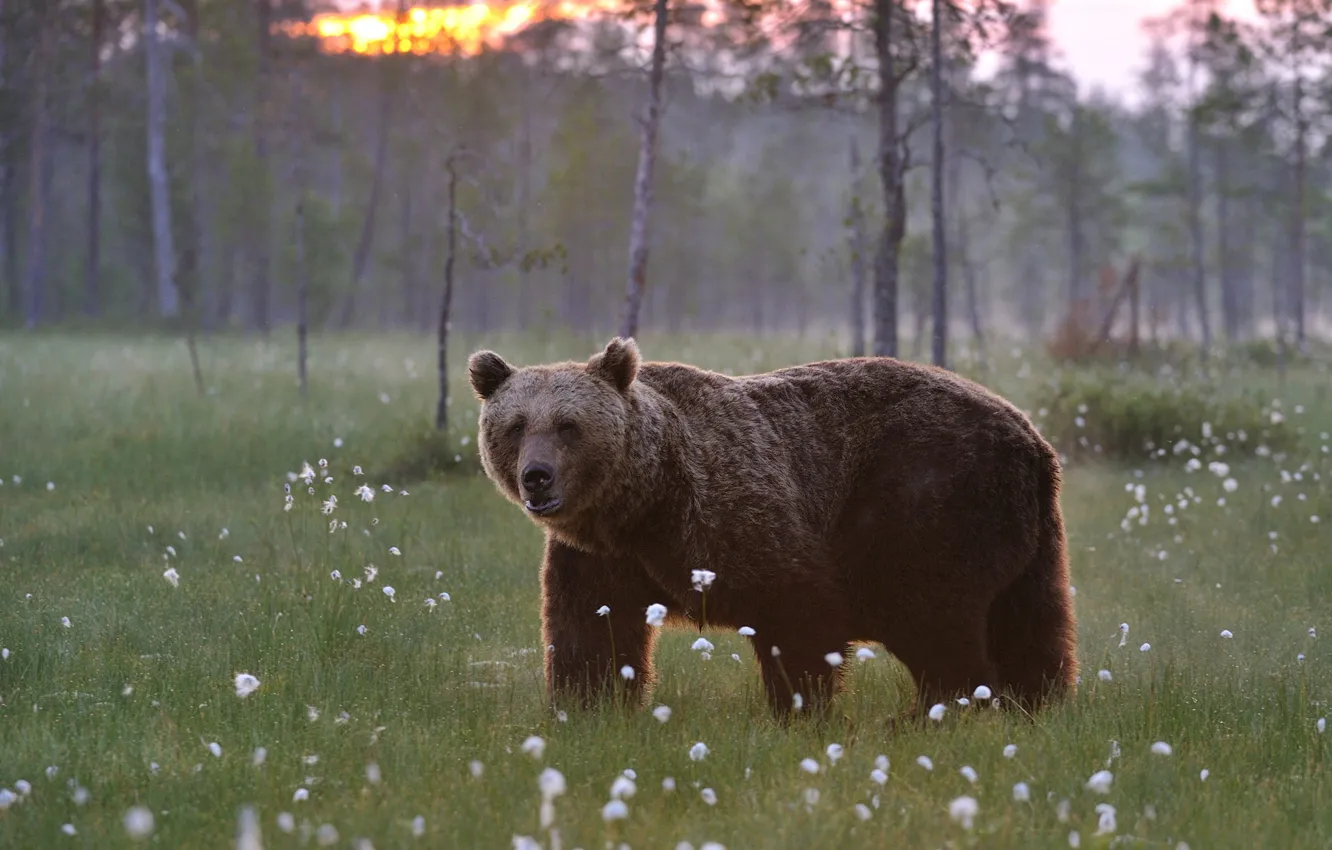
(468, 337, 1078, 720)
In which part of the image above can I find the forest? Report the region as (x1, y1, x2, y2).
(3, 0, 1329, 362)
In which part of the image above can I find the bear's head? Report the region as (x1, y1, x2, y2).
(467, 337, 641, 525)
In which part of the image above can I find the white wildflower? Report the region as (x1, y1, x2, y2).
(948, 795, 979, 830)
(689, 742, 709, 761)
(234, 673, 261, 699)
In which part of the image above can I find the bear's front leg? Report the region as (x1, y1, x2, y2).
(541, 537, 659, 712)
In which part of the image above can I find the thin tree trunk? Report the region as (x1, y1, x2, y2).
(145, 0, 179, 318)
(85, 0, 105, 317)
(1215, 139, 1236, 340)
(0, 0, 12, 320)
(1290, 76, 1306, 350)
(929, 0, 947, 368)
(617, 0, 669, 340)
(516, 74, 533, 331)
(297, 199, 309, 396)
(180, 0, 205, 394)
(436, 157, 458, 433)
(847, 134, 867, 357)
(1066, 110, 1084, 313)
(872, 0, 904, 358)
(250, 0, 272, 333)
(399, 158, 414, 326)
(24, 15, 53, 328)
(1186, 101, 1209, 355)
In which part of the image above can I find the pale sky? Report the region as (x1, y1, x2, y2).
(1044, 0, 1260, 102)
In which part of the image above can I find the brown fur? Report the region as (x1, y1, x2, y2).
(468, 338, 1078, 720)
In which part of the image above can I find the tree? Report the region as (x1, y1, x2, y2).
(618, 0, 669, 340)
(929, 0, 948, 367)
(145, 0, 179, 319)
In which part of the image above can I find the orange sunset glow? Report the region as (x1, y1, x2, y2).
(281, 1, 638, 56)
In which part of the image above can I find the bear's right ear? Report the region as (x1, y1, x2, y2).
(468, 350, 515, 401)
(588, 337, 640, 394)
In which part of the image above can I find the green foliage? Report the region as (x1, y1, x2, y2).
(1032, 367, 1299, 465)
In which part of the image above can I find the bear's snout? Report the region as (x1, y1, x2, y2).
(520, 461, 563, 517)
(522, 461, 555, 494)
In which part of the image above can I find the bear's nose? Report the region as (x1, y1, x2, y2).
(522, 462, 555, 493)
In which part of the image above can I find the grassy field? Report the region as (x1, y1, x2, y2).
(1, 330, 1330, 849)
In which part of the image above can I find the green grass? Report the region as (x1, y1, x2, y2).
(1, 330, 1330, 849)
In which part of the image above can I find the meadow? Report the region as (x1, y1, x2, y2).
(1, 330, 1330, 849)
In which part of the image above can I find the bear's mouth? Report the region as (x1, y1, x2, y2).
(524, 497, 563, 517)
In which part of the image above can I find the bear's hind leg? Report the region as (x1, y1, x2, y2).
(888, 614, 998, 716)
(986, 567, 1078, 714)
(541, 539, 660, 711)
(749, 630, 853, 720)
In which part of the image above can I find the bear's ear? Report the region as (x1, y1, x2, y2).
(587, 337, 640, 394)
(468, 350, 515, 401)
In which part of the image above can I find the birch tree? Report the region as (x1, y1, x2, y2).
(618, 0, 669, 340)
(144, 0, 179, 318)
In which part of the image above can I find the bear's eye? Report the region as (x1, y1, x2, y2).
(557, 421, 579, 440)
(507, 420, 525, 439)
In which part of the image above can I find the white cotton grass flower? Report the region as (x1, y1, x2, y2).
(596, 605, 610, 617)
(620, 665, 635, 680)
(1085, 770, 1114, 794)
(973, 685, 992, 700)
(662, 776, 676, 792)
(382, 586, 396, 601)
(601, 799, 629, 822)
(1118, 622, 1129, 647)
(870, 768, 888, 785)
(1199, 768, 1210, 781)
(652, 705, 672, 723)
(1013, 781, 1031, 802)
(691, 569, 716, 591)
(645, 603, 667, 627)
(62, 824, 77, 836)
(960, 765, 978, 784)
(700, 787, 717, 806)
(826, 743, 843, 764)
(1140, 643, 1152, 652)
(1220, 629, 1233, 639)
(252, 747, 268, 767)
(1098, 669, 1113, 682)
(1003, 744, 1017, 758)
(276, 812, 295, 833)
(928, 703, 946, 722)
(0, 789, 17, 810)
(825, 651, 844, 667)
(689, 742, 709, 761)
(691, 637, 714, 653)
(389, 546, 401, 556)
(234, 673, 261, 699)
(854, 803, 872, 821)
(799, 758, 819, 775)
(948, 795, 979, 830)
(855, 647, 876, 662)
(1094, 803, 1117, 836)
(738, 626, 756, 636)
(61, 616, 71, 628)
(521, 736, 546, 760)
(916, 755, 934, 771)
(123, 806, 155, 840)
(162, 567, 180, 587)
(293, 788, 310, 802)
(1317, 718, 1326, 734)
(411, 815, 426, 838)
(1151, 741, 1173, 756)
(610, 775, 636, 800)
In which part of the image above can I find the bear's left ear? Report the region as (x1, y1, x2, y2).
(468, 350, 515, 401)
(587, 337, 640, 394)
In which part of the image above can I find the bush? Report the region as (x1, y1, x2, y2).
(1030, 368, 1298, 465)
